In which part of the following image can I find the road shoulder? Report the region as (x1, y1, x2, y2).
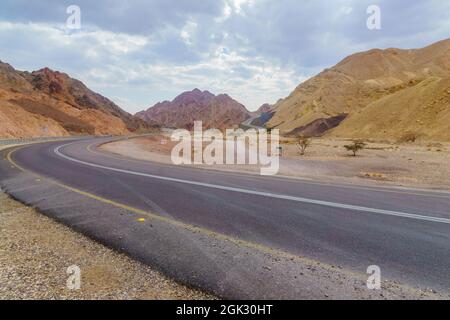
(0, 190, 212, 300)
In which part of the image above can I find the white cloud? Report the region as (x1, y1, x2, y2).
(215, 3, 233, 22)
(180, 20, 198, 46)
(231, 0, 255, 15)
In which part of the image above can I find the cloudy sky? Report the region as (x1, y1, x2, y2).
(0, 0, 449, 113)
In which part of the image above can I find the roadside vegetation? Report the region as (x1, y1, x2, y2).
(344, 140, 366, 157)
(296, 135, 311, 156)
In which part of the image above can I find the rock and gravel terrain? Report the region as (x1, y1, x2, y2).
(0, 192, 213, 300)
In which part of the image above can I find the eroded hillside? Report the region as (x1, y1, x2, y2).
(267, 38, 450, 141)
(0, 61, 152, 138)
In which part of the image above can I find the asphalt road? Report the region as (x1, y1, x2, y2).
(241, 115, 264, 129)
(1, 137, 449, 297)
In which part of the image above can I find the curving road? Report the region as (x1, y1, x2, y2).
(1, 137, 449, 298)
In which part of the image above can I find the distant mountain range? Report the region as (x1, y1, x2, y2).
(135, 89, 251, 130)
(137, 38, 450, 141)
(266, 38, 450, 141)
(2, 38, 449, 141)
(0, 61, 152, 138)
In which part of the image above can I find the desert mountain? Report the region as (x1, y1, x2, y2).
(268, 38, 450, 141)
(136, 89, 251, 130)
(247, 103, 275, 127)
(331, 76, 450, 141)
(0, 61, 152, 138)
(255, 103, 273, 115)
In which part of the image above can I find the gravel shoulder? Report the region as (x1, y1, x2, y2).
(0, 191, 213, 300)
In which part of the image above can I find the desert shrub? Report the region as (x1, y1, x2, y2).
(344, 140, 366, 157)
(296, 135, 311, 156)
(398, 132, 418, 143)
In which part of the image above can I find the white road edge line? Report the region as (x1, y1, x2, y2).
(54, 144, 450, 225)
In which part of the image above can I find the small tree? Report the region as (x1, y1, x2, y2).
(344, 140, 366, 157)
(296, 135, 311, 156)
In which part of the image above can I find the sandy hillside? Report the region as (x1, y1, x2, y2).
(331, 76, 450, 141)
(267, 38, 450, 141)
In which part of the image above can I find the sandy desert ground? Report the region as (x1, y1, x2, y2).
(101, 134, 450, 191)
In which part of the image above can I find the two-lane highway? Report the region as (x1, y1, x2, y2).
(2, 137, 450, 296)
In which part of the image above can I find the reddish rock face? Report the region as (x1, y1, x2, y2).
(136, 89, 251, 130)
(27, 68, 66, 94)
(26, 67, 152, 132)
